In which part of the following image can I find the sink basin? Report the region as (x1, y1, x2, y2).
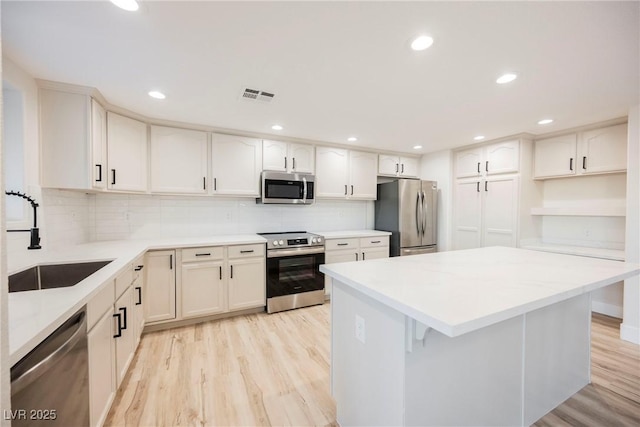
(9, 261, 112, 293)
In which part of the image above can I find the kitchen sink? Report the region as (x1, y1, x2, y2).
(8, 261, 112, 293)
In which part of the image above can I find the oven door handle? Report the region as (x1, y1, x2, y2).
(267, 247, 325, 258)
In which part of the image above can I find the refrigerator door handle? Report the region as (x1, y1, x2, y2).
(421, 191, 427, 235)
(416, 192, 422, 236)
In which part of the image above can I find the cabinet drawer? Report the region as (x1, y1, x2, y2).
(182, 246, 224, 262)
(87, 280, 115, 331)
(228, 244, 265, 259)
(359, 236, 389, 248)
(115, 266, 133, 299)
(325, 238, 359, 251)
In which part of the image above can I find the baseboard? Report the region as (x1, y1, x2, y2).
(620, 323, 640, 344)
(591, 301, 623, 318)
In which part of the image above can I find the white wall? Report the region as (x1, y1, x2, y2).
(622, 104, 640, 344)
(420, 150, 453, 251)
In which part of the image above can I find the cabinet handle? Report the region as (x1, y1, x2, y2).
(95, 164, 102, 182)
(169, 254, 173, 270)
(214, 178, 217, 191)
(111, 169, 116, 185)
(396, 163, 399, 173)
(135, 286, 142, 305)
(219, 266, 222, 280)
(485, 161, 488, 172)
(337, 243, 349, 246)
(401, 164, 404, 173)
(195, 253, 211, 257)
(230, 265, 233, 279)
(240, 249, 254, 254)
(362, 252, 365, 261)
(284, 157, 287, 170)
(351, 185, 354, 195)
(477, 182, 480, 192)
(485, 181, 488, 192)
(203, 177, 206, 190)
(371, 240, 381, 244)
(355, 253, 359, 261)
(293, 157, 296, 170)
(344, 185, 347, 195)
(113, 313, 122, 338)
(477, 162, 480, 173)
(570, 158, 574, 171)
(582, 156, 587, 170)
(137, 265, 144, 271)
(119, 306, 127, 330)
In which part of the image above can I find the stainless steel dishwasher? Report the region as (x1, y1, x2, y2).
(10, 306, 89, 427)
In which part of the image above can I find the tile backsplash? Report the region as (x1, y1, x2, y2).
(36, 189, 374, 247)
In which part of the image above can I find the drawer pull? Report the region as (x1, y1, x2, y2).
(371, 240, 381, 244)
(337, 243, 349, 246)
(134, 265, 144, 271)
(240, 250, 254, 254)
(195, 253, 211, 257)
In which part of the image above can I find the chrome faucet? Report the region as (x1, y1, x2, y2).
(5, 191, 42, 249)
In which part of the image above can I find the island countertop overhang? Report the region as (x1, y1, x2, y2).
(320, 246, 640, 337)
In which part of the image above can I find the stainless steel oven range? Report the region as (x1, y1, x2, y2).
(258, 231, 325, 313)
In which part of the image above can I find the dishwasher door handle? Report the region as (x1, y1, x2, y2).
(11, 311, 87, 395)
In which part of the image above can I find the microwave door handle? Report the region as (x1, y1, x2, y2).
(302, 176, 308, 204)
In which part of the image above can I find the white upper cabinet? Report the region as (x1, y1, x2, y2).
(150, 126, 208, 194)
(40, 89, 107, 190)
(316, 146, 349, 198)
(533, 134, 577, 178)
(533, 123, 627, 179)
(316, 147, 377, 200)
(107, 112, 148, 192)
(378, 155, 419, 178)
(579, 124, 627, 175)
(211, 134, 262, 196)
(263, 140, 315, 174)
(349, 151, 378, 199)
(455, 141, 519, 178)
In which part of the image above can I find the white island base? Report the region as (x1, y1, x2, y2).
(322, 247, 640, 426)
(331, 282, 590, 426)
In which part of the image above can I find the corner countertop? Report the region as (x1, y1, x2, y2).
(311, 230, 391, 239)
(8, 234, 266, 366)
(320, 246, 640, 338)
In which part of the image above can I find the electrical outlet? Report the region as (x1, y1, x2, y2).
(355, 314, 365, 344)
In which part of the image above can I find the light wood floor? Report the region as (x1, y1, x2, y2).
(106, 306, 639, 426)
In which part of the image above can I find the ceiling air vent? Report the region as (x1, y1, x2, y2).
(240, 87, 275, 103)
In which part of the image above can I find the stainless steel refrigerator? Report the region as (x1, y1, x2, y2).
(375, 179, 437, 256)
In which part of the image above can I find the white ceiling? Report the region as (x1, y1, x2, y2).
(2, 1, 639, 154)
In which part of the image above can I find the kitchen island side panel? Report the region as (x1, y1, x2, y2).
(331, 281, 406, 426)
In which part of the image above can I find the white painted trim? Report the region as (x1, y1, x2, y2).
(620, 322, 640, 344)
(591, 301, 623, 319)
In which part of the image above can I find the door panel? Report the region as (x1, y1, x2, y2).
(454, 180, 482, 249)
(483, 177, 518, 247)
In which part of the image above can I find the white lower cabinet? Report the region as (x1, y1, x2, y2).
(145, 250, 176, 323)
(181, 260, 226, 318)
(228, 257, 266, 311)
(114, 285, 135, 387)
(88, 308, 116, 427)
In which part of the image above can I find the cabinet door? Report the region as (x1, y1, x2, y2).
(580, 124, 627, 175)
(181, 261, 226, 318)
(485, 140, 519, 175)
(324, 249, 359, 295)
(455, 148, 483, 178)
(228, 258, 266, 311)
(91, 99, 107, 190)
(316, 146, 349, 198)
(349, 151, 378, 200)
(289, 143, 315, 173)
(150, 126, 208, 194)
(534, 135, 577, 178)
(378, 155, 400, 176)
(262, 140, 288, 172)
(132, 275, 144, 345)
(362, 246, 389, 261)
(211, 134, 262, 196)
(399, 157, 419, 178)
(107, 112, 148, 192)
(88, 310, 115, 427)
(482, 177, 518, 247)
(144, 250, 176, 323)
(114, 286, 135, 387)
(453, 180, 482, 249)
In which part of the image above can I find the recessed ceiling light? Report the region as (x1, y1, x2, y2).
(271, 124, 283, 131)
(538, 119, 554, 125)
(413, 145, 423, 150)
(410, 35, 434, 51)
(347, 137, 358, 142)
(496, 73, 518, 84)
(473, 135, 485, 141)
(110, 0, 139, 11)
(148, 91, 166, 99)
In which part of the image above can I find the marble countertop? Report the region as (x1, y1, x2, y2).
(312, 230, 391, 239)
(320, 246, 640, 338)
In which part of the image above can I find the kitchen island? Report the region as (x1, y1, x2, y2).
(320, 247, 640, 426)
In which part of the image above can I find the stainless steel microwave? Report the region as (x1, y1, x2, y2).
(260, 171, 315, 204)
